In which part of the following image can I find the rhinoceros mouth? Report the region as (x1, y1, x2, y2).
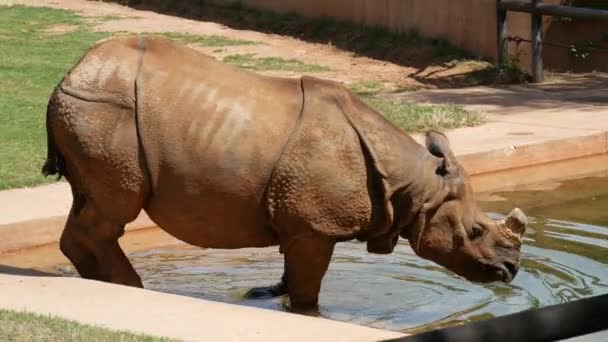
(493, 261, 519, 283)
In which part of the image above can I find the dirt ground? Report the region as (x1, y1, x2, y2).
(11, 0, 500, 91)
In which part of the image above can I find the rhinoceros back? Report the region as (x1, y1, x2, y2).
(135, 36, 303, 248)
(60, 36, 142, 109)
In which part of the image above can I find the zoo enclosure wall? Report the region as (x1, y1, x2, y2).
(209, 0, 607, 73)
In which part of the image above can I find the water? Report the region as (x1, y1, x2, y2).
(54, 176, 608, 334)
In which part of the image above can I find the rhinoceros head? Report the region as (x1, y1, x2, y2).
(403, 131, 527, 284)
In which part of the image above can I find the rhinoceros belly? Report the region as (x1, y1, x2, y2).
(136, 37, 302, 248)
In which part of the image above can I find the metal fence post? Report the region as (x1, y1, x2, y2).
(497, 0, 509, 66)
(531, 0, 544, 82)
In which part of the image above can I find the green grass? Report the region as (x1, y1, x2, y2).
(348, 83, 484, 133)
(363, 96, 485, 133)
(223, 53, 331, 72)
(348, 80, 385, 95)
(156, 32, 256, 47)
(0, 6, 111, 189)
(103, 31, 256, 47)
(0, 309, 178, 342)
(96, 14, 124, 22)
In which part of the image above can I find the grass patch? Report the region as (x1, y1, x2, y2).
(363, 96, 485, 133)
(157, 31, 256, 47)
(348, 83, 484, 133)
(0, 309, 177, 342)
(0, 5, 111, 189)
(97, 14, 123, 22)
(348, 80, 385, 95)
(101, 31, 256, 47)
(223, 53, 330, 72)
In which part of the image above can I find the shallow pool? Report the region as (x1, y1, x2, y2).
(52, 175, 608, 334)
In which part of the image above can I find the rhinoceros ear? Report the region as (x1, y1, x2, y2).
(425, 131, 460, 177)
(418, 131, 467, 222)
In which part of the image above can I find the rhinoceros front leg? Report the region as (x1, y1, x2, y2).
(243, 233, 335, 313)
(244, 263, 288, 299)
(282, 233, 335, 313)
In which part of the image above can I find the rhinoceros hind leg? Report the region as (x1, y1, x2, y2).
(48, 90, 148, 287)
(244, 267, 288, 299)
(60, 196, 143, 288)
(60, 210, 103, 280)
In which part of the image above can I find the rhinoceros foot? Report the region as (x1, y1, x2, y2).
(244, 281, 288, 299)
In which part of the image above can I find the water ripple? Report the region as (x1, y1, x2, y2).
(52, 177, 608, 333)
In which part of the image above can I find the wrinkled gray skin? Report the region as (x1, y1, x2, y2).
(42, 35, 527, 313)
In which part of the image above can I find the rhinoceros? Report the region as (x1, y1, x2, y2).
(42, 35, 527, 312)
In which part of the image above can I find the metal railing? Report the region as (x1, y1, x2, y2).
(497, 0, 608, 82)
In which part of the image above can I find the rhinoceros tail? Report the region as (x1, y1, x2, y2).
(41, 92, 67, 180)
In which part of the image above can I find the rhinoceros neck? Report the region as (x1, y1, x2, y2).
(382, 136, 443, 236)
(338, 89, 443, 229)
(365, 128, 438, 194)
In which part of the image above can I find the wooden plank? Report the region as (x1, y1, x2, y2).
(496, 0, 508, 65)
(531, 0, 543, 83)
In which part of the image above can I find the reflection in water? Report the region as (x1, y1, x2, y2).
(53, 176, 608, 334)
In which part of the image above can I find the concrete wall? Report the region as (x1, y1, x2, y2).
(211, 0, 607, 72)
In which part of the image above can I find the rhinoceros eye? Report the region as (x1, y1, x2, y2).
(469, 223, 485, 240)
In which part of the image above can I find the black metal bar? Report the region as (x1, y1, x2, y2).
(499, 0, 533, 13)
(531, 0, 543, 83)
(499, 0, 608, 19)
(497, 0, 508, 65)
(538, 4, 608, 20)
(381, 293, 608, 342)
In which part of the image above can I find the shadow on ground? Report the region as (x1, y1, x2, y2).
(0, 265, 57, 277)
(392, 73, 608, 114)
(98, 0, 533, 88)
(104, 0, 460, 67)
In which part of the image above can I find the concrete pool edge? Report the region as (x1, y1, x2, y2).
(0, 212, 156, 254)
(0, 273, 406, 341)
